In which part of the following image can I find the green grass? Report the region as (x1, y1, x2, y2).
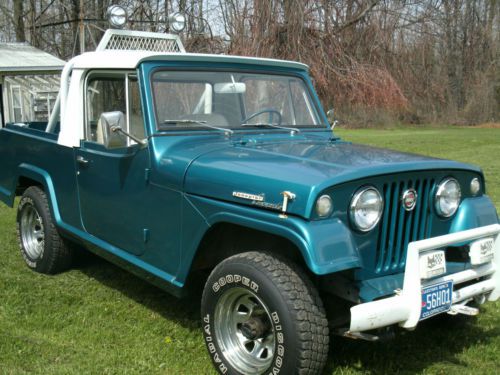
(1, 127, 499, 375)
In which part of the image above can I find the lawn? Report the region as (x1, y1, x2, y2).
(0, 127, 499, 375)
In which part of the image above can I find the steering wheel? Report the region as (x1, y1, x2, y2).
(242, 108, 282, 125)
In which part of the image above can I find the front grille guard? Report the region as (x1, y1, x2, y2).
(350, 224, 500, 332)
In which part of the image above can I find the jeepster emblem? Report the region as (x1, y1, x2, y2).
(232, 191, 264, 202)
(402, 189, 417, 211)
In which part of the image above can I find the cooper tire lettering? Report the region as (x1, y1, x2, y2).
(204, 324, 211, 335)
(250, 281, 259, 292)
(212, 274, 260, 294)
(201, 252, 328, 375)
(242, 276, 250, 287)
(212, 282, 220, 293)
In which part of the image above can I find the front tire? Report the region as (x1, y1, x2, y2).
(17, 186, 73, 274)
(201, 252, 329, 375)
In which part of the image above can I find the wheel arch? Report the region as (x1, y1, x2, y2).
(15, 164, 61, 223)
(179, 202, 362, 289)
(189, 221, 308, 275)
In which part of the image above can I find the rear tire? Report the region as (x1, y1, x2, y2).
(17, 186, 73, 274)
(201, 251, 329, 375)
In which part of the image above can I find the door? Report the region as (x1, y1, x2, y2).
(76, 72, 150, 256)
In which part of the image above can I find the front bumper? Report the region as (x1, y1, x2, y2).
(350, 224, 500, 332)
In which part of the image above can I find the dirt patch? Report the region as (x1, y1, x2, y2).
(473, 122, 500, 128)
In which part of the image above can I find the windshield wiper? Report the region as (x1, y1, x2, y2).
(163, 119, 233, 135)
(241, 122, 300, 134)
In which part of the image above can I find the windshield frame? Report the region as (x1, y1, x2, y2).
(149, 67, 328, 134)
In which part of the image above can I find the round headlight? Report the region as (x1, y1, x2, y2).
(470, 178, 481, 196)
(435, 178, 461, 217)
(316, 195, 333, 217)
(350, 187, 383, 232)
(107, 5, 128, 29)
(168, 12, 186, 33)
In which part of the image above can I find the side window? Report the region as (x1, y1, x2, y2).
(11, 85, 23, 122)
(290, 81, 317, 125)
(86, 73, 145, 145)
(128, 76, 145, 140)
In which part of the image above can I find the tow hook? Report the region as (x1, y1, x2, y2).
(447, 304, 479, 316)
(336, 327, 395, 342)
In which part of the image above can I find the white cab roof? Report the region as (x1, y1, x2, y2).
(70, 51, 309, 71)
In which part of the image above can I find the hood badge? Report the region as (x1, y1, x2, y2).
(233, 190, 296, 218)
(233, 191, 265, 202)
(402, 189, 418, 211)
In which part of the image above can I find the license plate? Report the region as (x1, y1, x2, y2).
(420, 280, 453, 320)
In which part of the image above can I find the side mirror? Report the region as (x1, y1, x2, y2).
(326, 108, 338, 129)
(98, 111, 128, 149)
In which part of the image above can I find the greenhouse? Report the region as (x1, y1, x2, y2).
(0, 43, 64, 126)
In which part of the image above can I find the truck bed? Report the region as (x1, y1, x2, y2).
(0, 123, 81, 228)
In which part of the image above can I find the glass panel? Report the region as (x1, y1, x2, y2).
(153, 78, 207, 122)
(290, 81, 318, 125)
(128, 76, 145, 140)
(11, 86, 22, 122)
(152, 71, 323, 131)
(86, 76, 125, 142)
(242, 79, 293, 125)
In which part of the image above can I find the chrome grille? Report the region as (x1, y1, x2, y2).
(375, 178, 434, 274)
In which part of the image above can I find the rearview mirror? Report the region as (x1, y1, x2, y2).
(98, 111, 128, 149)
(214, 82, 246, 94)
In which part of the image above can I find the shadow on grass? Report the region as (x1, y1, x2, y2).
(75, 253, 202, 332)
(74, 254, 498, 375)
(324, 315, 500, 374)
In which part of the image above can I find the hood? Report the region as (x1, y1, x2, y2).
(183, 135, 479, 218)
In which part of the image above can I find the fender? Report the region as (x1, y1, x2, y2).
(451, 196, 500, 233)
(178, 194, 361, 284)
(15, 163, 62, 223)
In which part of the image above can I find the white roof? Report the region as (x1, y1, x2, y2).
(70, 50, 309, 71)
(0, 43, 65, 73)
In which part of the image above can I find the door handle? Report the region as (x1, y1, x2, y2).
(76, 156, 89, 165)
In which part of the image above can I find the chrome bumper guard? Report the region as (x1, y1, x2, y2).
(350, 224, 500, 332)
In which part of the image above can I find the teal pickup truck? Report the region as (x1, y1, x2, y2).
(0, 30, 499, 375)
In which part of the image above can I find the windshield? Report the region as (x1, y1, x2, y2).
(152, 70, 324, 131)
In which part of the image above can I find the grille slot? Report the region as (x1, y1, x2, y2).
(375, 179, 434, 274)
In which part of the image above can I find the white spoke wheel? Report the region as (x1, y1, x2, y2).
(214, 288, 275, 373)
(201, 252, 329, 375)
(19, 204, 45, 260)
(17, 186, 73, 274)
